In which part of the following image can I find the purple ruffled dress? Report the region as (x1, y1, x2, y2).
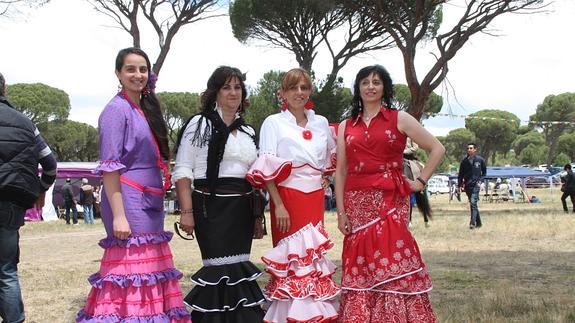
(76, 94, 191, 323)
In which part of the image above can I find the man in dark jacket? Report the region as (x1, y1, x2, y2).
(560, 164, 575, 213)
(61, 178, 78, 225)
(0, 72, 57, 322)
(458, 143, 486, 229)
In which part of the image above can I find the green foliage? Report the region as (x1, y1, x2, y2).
(518, 144, 548, 166)
(530, 92, 575, 165)
(42, 120, 98, 162)
(244, 71, 285, 134)
(554, 152, 570, 166)
(517, 125, 532, 136)
(512, 131, 545, 156)
(557, 131, 575, 161)
(312, 75, 352, 123)
(6, 83, 70, 125)
(157, 92, 201, 151)
(465, 109, 520, 164)
(393, 84, 443, 116)
(442, 128, 475, 162)
(229, 0, 339, 70)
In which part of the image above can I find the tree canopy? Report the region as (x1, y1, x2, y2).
(393, 83, 442, 117)
(229, 0, 393, 96)
(345, 0, 547, 120)
(530, 92, 575, 166)
(157, 91, 201, 151)
(557, 131, 575, 162)
(512, 130, 544, 157)
(87, 0, 221, 74)
(443, 127, 475, 162)
(6, 83, 70, 125)
(465, 109, 520, 164)
(42, 120, 98, 162)
(244, 70, 284, 133)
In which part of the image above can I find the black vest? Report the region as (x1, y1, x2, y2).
(0, 97, 42, 208)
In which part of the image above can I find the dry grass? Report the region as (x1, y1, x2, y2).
(18, 188, 575, 322)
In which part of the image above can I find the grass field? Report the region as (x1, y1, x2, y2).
(17, 187, 575, 322)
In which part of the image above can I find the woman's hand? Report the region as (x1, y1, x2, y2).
(407, 178, 426, 193)
(113, 214, 131, 240)
(274, 204, 291, 233)
(179, 212, 195, 235)
(253, 217, 264, 239)
(337, 211, 351, 235)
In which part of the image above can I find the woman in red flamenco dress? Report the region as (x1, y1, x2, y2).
(334, 65, 445, 322)
(247, 68, 340, 322)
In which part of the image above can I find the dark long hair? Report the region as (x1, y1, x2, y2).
(351, 65, 394, 120)
(175, 66, 249, 153)
(201, 66, 248, 114)
(115, 47, 169, 160)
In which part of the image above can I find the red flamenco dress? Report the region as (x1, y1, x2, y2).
(248, 154, 340, 323)
(338, 108, 436, 322)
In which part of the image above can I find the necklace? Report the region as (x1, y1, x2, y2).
(362, 111, 377, 122)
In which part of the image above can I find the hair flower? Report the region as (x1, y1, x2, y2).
(302, 129, 313, 140)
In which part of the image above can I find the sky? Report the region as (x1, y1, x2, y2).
(1, 0, 574, 136)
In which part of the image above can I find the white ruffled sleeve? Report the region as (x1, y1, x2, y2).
(246, 116, 292, 188)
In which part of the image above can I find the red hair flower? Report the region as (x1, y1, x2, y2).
(302, 129, 313, 140)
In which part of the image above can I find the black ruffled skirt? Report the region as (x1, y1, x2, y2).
(185, 178, 265, 322)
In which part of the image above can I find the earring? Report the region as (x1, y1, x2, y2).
(281, 97, 288, 111)
(117, 83, 122, 92)
(304, 99, 314, 110)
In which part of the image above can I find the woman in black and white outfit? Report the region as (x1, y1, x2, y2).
(173, 66, 265, 322)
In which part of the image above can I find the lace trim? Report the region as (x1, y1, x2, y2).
(275, 222, 317, 247)
(351, 218, 381, 234)
(203, 253, 251, 267)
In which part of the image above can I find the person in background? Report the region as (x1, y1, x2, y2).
(61, 178, 78, 225)
(76, 47, 190, 322)
(335, 65, 444, 321)
(458, 143, 486, 229)
(247, 68, 339, 322)
(560, 163, 575, 213)
(0, 71, 58, 323)
(79, 178, 94, 224)
(173, 66, 265, 322)
(92, 186, 101, 218)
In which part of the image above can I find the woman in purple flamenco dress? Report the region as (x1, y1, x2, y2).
(76, 48, 191, 323)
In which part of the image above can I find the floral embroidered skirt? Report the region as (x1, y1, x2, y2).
(338, 188, 436, 322)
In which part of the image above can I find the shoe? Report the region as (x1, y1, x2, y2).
(425, 222, 430, 228)
(73, 223, 79, 226)
(469, 224, 476, 229)
(476, 224, 482, 229)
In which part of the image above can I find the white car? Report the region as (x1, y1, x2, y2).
(427, 175, 450, 194)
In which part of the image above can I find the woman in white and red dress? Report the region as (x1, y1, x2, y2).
(334, 65, 445, 322)
(247, 68, 340, 322)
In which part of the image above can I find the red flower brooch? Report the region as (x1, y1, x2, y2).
(302, 129, 313, 140)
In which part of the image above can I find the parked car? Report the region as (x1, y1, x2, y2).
(427, 175, 450, 194)
(525, 176, 551, 188)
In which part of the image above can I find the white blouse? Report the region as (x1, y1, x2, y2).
(172, 114, 257, 183)
(259, 109, 336, 192)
